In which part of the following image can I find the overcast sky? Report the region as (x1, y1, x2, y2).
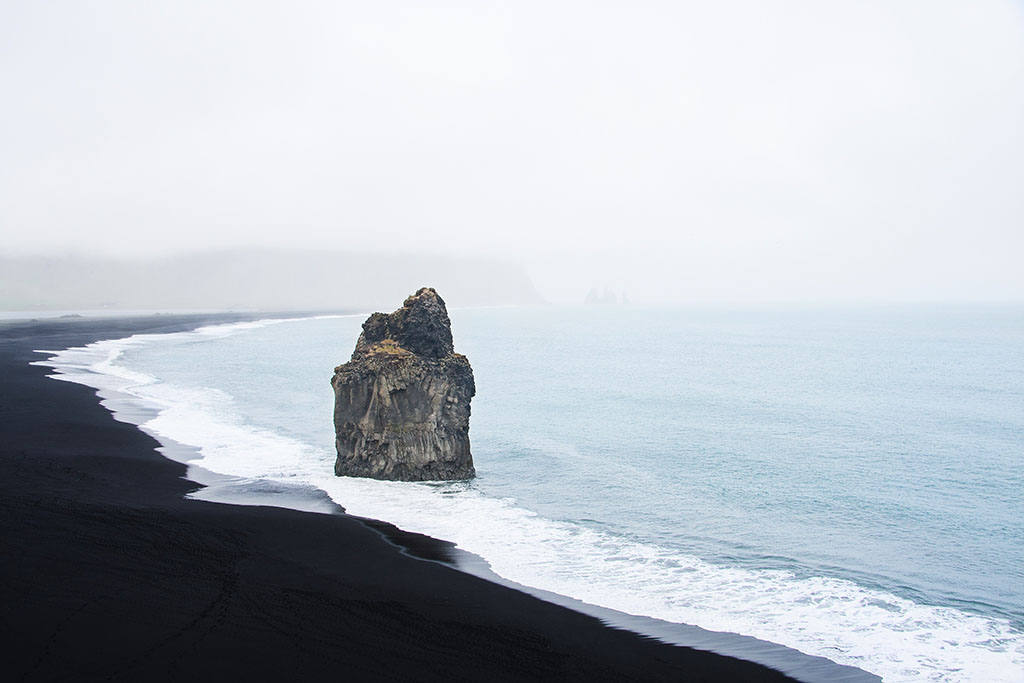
(2, 1, 1022, 302)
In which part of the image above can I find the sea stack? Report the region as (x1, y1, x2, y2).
(331, 287, 476, 481)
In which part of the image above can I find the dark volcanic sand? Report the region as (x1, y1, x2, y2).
(0, 314, 792, 682)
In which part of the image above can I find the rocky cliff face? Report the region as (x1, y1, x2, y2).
(332, 288, 475, 481)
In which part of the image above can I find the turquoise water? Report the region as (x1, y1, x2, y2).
(465, 306, 1024, 620)
(57, 305, 1024, 681)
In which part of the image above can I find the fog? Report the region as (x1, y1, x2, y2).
(2, 1, 1022, 304)
(0, 249, 541, 311)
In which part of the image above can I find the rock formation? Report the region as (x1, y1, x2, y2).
(331, 288, 476, 481)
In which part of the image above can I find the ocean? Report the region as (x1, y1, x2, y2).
(40, 305, 1024, 682)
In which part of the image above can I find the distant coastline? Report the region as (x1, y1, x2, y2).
(0, 248, 543, 312)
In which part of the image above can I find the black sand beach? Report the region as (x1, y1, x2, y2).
(1, 314, 792, 681)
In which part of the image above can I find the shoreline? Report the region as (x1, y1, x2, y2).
(2, 312, 860, 681)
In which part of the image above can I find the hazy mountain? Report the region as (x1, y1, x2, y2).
(0, 249, 543, 312)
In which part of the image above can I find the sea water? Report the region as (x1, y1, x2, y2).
(40, 306, 1024, 681)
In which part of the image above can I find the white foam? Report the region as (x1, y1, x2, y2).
(33, 314, 355, 387)
(34, 318, 1024, 683)
(316, 475, 1024, 682)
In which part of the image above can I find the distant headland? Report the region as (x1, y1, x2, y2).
(0, 249, 542, 312)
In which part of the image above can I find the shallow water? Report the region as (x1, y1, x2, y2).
(41, 305, 1024, 681)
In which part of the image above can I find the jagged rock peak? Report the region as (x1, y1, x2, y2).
(332, 287, 475, 481)
(353, 286, 455, 360)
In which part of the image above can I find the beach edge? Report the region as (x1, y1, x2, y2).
(2, 313, 805, 681)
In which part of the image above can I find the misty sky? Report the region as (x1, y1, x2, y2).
(2, 1, 1023, 303)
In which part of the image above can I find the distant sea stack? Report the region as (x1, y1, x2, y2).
(331, 288, 476, 481)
